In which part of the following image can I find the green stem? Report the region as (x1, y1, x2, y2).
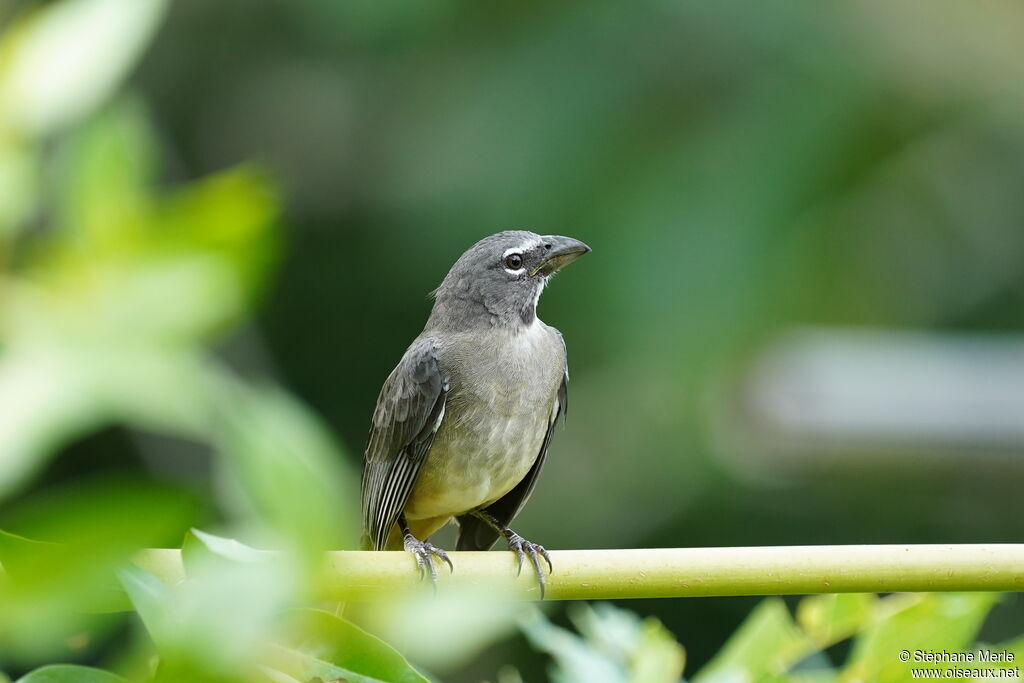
(134, 544, 1024, 601)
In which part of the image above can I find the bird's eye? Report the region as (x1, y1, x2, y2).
(504, 253, 524, 270)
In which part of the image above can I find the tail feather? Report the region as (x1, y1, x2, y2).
(455, 513, 501, 551)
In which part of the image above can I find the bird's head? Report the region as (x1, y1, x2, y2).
(429, 230, 591, 329)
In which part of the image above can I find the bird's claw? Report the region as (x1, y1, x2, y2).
(506, 531, 553, 599)
(403, 535, 453, 589)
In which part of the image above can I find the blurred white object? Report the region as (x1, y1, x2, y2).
(740, 328, 1024, 454)
(0, 0, 167, 136)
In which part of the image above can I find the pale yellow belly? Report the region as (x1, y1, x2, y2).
(404, 407, 549, 520)
(404, 321, 563, 521)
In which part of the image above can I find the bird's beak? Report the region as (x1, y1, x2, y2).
(532, 235, 591, 277)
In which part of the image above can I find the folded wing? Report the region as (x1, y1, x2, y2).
(361, 337, 449, 550)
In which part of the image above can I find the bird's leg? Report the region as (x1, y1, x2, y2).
(471, 510, 552, 598)
(399, 514, 453, 588)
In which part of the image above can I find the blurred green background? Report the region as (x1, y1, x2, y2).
(3, 0, 1024, 680)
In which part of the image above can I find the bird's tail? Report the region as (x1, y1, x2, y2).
(455, 514, 501, 551)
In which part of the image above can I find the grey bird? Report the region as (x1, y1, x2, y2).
(361, 230, 590, 596)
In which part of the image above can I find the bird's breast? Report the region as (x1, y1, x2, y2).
(404, 322, 564, 520)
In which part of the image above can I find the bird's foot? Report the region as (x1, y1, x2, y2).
(504, 530, 553, 599)
(403, 534, 453, 589)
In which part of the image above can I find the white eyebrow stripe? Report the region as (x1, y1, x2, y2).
(503, 238, 543, 259)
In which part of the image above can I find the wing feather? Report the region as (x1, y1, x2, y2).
(361, 337, 448, 550)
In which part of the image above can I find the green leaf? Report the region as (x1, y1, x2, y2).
(15, 166, 279, 348)
(122, 541, 296, 680)
(628, 617, 686, 683)
(154, 166, 280, 301)
(0, 479, 191, 661)
(207, 377, 355, 556)
(256, 668, 304, 683)
(55, 98, 157, 244)
(15, 665, 128, 683)
(182, 528, 272, 575)
(693, 598, 810, 683)
(787, 671, 840, 683)
(0, 529, 62, 580)
(0, 477, 192, 607)
(359, 584, 525, 674)
(796, 593, 877, 648)
(0, 0, 168, 136)
(0, 134, 39, 236)
(519, 606, 630, 683)
(0, 348, 106, 499)
(117, 564, 170, 641)
(844, 593, 1000, 682)
(558, 603, 684, 683)
(268, 608, 430, 683)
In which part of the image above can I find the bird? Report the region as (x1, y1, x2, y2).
(361, 230, 590, 596)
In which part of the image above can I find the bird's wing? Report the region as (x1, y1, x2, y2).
(455, 363, 568, 551)
(362, 336, 449, 550)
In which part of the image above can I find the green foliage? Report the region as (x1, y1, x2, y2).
(0, 480, 194, 658)
(697, 593, 1009, 683)
(4, 0, 1024, 681)
(0, 0, 166, 235)
(15, 665, 129, 683)
(0, 0, 357, 677)
(269, 609, 430, 683)
(520, 603, 685, 683)
(522, 594, 1023, 683)
(116, 532, 430, 683)
(0, 0, 167, 137)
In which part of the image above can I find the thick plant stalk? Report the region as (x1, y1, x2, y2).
(133, 544, 1024, 601)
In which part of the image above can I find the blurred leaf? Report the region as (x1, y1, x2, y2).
(693, 598, 809, 683)
(628, 617, 686, 683)
(796, 593, 877, 648)
(117, 565, 169, 642)
(14, 665, 128, 683)
(788, 672, 839, 683)
(520, 608, 622, 683)
(0, 478, 192, 660)
(123, 573, 429, 683)
(121, 543, 296, 681)
(0, 133, 39, 235)
(0, 108, 281, 495)
(268, 608, 429, 683)
(565, 603, 684, 683)
(0, 0, 167, 136)
(0, 477, 192, 603)
(844, 593, 1000, 682)
(359, 583, 523, 673)
(182, 528, 272, 572)
(17, 168, 279, 346)
(207, 376, 355, 557)
(0, 477, 192, 552)
(521, 603, 684, 683)
(154, 166, 280, 304)
(55, 98, 157, 245)
(256, 669, 303, 683)
(0, 529, 61, 580)
(0, 348, 104, 499)
(0, 346, 210, 498)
